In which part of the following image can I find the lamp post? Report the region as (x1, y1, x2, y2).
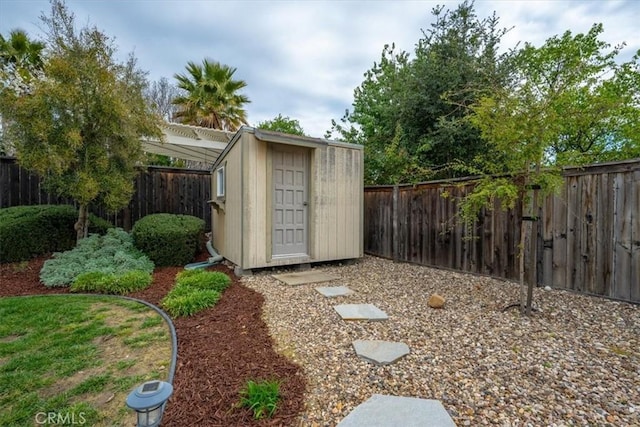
(126, 380, 173, 427)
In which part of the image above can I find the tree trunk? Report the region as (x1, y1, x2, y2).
(526, 162, 542, 315)
(519, 196, 527, 315)
(526, 192, 539, 315)
(75, 204, 89, 243)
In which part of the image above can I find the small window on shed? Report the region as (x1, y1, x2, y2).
(216, 166, 225, 198)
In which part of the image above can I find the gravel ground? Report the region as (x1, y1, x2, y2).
(242, 255, 640, 427)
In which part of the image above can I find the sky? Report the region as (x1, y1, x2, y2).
(1, 0, 638, 138)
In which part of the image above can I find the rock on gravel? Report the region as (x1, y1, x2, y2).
(242, 256, 640, 427)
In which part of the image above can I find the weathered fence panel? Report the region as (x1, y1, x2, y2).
(0, 157, 212, 230)
(364, 179, 521, 279)
(364, 159, 640, 303)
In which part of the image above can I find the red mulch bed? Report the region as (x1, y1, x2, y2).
(0, 253, 306, 426)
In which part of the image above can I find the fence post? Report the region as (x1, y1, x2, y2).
(392, 185, 399, 262)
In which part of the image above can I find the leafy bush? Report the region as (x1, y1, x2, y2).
(175, 270, 231, 292)
(88, 214, 114, 235)
(132, 214, 205, 267)
(238, 379, 281, 419)
(71, 270, 152, 294)
(161, 269, 231, 317)
(0, 205, 76, 263)
(40, 228, 154, 287)
(0, 205, 113, 263)
(161, 284, 221, 317)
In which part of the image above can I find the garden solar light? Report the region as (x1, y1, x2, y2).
(126, 380, 173, 427)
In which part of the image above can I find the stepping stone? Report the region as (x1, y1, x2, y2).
(333, 304, 388, 321)
(315, 286, 354, 297)
(337, 394, 456, 427)
(272, 271, 340, 286)
(353, 340, 410, 365)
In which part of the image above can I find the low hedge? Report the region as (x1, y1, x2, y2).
(161, 269, 232, 317)
(71, 270, 152, 294)
(132, 214, 205, 267)
(175, 270, 231, 292)
(0, 205, 113, 263)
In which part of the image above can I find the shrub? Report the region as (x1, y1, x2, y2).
(0, 205, 76, 263)
(71, 270, 152, 294)
(132, 214, 205, 267)
(161, 284, 221, 317)
(161, 269, 231, 317)
(175, 270, 231, 292)
(0, 205, 113, 263)
(40, 228, 154, 287)
(238, 379, 281, 419)
(88, 214, 114, 235)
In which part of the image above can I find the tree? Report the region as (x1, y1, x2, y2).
(327, 1, 512, 184)
(0, 29, 45, 154)
(326, 43, 413, 183)
(0, 29, 45, 77)
(0, 0, 162, 241)
(172, 59, 250, 131)
(145, 76, 181, 122)
(461, 23, 640, 315)
(401, 1, 512, 174)
(256, 114, 306, 136)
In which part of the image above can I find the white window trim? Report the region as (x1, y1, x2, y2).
(216, 165, 225, 198)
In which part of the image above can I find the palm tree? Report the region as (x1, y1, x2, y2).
(1, 29, 45, 155)
(172, 59, 250, 131)
(0, 29, 45, 72)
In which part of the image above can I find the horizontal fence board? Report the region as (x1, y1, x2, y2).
(364, 159, 640, 304)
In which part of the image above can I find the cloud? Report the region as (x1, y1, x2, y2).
(1, 0, 637, 138)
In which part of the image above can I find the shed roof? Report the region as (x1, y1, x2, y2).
(141, 122, 234, 166)
(211, 126, 363, 169)
(142, 123, 362, 168)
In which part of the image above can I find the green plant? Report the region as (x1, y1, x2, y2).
(87, 214, 114, 235)
(160, 269, 232, 317)
(161, 284, 221, 317)
(175, 270, 231, 292)
(70, 270, 152, 294)
(132, 213, 205, 266)
(0, 205, 113, 263)
(238, 379, 281, 419)
(0, 205, 76, 263)
(40, 228, 154, 287)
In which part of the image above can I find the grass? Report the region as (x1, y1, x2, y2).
(238, 379, 281, 419)
(0, 295, 171, 426)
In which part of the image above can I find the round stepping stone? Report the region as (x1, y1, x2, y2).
(337, 394, 456, 427)
(333, 304, 388, 321)
(315, 286, 354, 297)
(353, 340, 409, 365)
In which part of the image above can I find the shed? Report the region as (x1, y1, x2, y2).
(210, 126, 363, 272)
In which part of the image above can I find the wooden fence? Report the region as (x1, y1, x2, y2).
(364, 159, 640, 303)
(0, 157, 212, 230)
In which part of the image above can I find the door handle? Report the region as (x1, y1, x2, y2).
(303, 202, 308, 206)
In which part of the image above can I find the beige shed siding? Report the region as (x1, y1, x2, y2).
(214, 128, 363, 270)
(211, 138, 243, 265)
(243, 134, 269, 268)
(312, 144, 363, 260)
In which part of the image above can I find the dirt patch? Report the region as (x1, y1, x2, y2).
(0, 335, 22, 343)
(1, 253, 306, 426)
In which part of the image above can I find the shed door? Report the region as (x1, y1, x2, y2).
(272, 147, 308, 257)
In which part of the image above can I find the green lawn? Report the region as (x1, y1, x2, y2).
(0, 295, 171, 426)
